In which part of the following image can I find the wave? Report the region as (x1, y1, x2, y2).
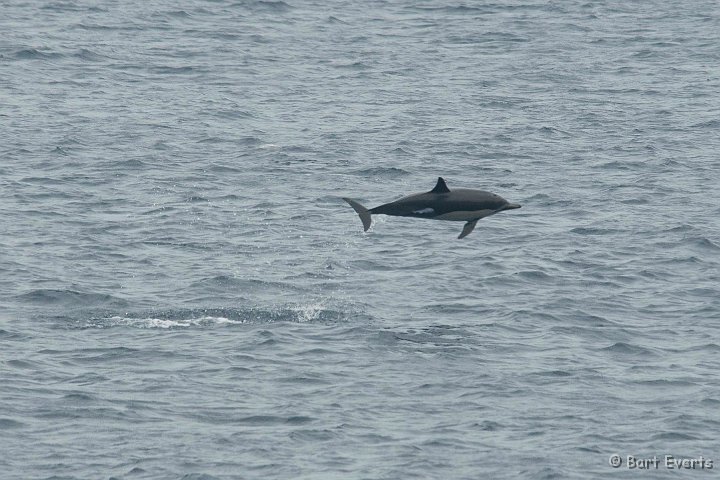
(99, 315, 245, 329)
(14, 48, 64, 60)
(570, 227, 621, 235)
(150, 65, 197, 75)
(230, 0, 292, 12)
(71, 302, 352, 329)
(15, 289, 129, 308)
(600, 342, 655, 356)
(73, 48, 107, 62)
(187, 275, 303, 294)
(351, 167, 410, 177)
(407, 5, 493, 14)
(40, 2, 105, 12)
(0, 418, 25, 429)
(327, 16, 348, 24)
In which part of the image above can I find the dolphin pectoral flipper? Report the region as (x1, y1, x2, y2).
(343, 198, 372, 231)
(458, 220, 478, 239)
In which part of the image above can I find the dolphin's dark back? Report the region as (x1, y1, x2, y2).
(370, 192, 430, 216)
(344, 177, 520, 238)
(371, 189, 508, 217)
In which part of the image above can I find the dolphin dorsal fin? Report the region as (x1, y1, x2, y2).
(430, 177, 450, 194)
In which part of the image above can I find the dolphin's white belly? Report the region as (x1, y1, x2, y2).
(434, 209, 496, 221)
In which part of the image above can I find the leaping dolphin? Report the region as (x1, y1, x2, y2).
(343, 177, 521, 239)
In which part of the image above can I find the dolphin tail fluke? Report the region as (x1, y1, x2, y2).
(458, 220, 478, 239)
(343, 198, 372, 231)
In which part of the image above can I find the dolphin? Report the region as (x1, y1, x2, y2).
(343, 177, 521, 239)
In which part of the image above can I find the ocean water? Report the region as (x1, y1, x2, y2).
(2, 0, 720, 478)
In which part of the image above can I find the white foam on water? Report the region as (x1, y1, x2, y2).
(104, 315, 247, 329)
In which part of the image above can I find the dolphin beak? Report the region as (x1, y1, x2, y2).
(504, 203, 521, 210)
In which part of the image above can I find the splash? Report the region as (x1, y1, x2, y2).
(291, 301, 327, 322)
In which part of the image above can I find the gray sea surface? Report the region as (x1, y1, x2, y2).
(2, 0, 720, 478)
